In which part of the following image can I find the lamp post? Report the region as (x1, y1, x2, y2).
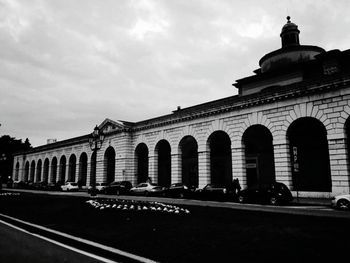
(89, 125, 105, 196)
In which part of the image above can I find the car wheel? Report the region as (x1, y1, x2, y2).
(116, 190, 120, 195)
(237, 195, 245, 203)
(144, 191, 149, 196)
(337, 199, 350, 210)
(179, 193, 184, 198)
(269, 196, 278, 205)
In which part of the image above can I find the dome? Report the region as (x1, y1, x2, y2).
(281, 16, 298, 33)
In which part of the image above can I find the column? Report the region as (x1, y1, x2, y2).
(273, 142, 293, 190)
(171, 153, 181, 184)
(328, 137, 350, 194)
(149, 154, 158, 184)
(231, 147, 246, 188)
(198, 150, 210, 188)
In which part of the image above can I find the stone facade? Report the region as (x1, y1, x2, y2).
(12, 19, 350, 198)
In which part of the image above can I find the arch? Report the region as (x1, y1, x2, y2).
(243, 125, 276, 187)
(345, 118, 350, 176)
(104, 146, 115, 184)
(155, 139, 171, 187)
(30, 160, 35, 182)
(135, 143, 149, 184)
(43, 158, 50, 182)
(68, 154, 76, 182)
(51, 157, 58, 183)
(24, 161, 29, 182)
(36, 159, 42, 182)
(90, 151, 97, 186)
(179, 136, 198, 187)
(287, 117, 331, 192)
(15, 162, 20, 181)
(78, 152, 88, 187)
(207, 131, 232, 187)
(59, 156, 66, 183)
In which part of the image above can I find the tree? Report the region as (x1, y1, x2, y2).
(0, 135, 32, 184)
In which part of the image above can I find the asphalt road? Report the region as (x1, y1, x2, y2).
(0, 219, 109, 263)
(4, 188, 350, 219)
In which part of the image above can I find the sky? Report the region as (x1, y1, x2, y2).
(1, 0, 350, 147)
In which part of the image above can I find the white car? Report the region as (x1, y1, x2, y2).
(331, 194, 350, 210)
(61, 182, 79, 192)
(129, 182, 164, 196)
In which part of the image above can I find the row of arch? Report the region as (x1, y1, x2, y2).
(14, 117, 350, 192)
(135, 117, 336, 192)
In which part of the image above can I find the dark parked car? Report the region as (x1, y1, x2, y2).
(195, 184, 233, 201)
(47, 182, 62, 191)
(237, 182, 293, 205)
(163, 183, 196, 198)
(104, 181, 133, 195)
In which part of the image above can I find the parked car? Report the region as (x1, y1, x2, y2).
(47, 182, 62, 191)
(237, 182, 293, 205)
(331, 194, 350, 210)
(95, 182, 109, 193)
(163, 183, 196, 198)
(195, 184, 233, 201)
(61, 181, 79, 192)
(33, 181, 48, 190)
(104, 181, 133, 195)
(129, 182, 165, 196)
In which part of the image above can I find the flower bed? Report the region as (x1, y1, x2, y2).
(86, 198, 190, 214)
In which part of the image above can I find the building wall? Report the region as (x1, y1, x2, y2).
(12, 83, 350, 197)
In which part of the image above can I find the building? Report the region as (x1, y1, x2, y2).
(13, 17, 350, 198)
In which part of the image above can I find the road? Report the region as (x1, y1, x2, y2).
(3, 188, 350, 219)
(0, 219, 110, 263)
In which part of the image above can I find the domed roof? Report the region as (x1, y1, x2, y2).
(280, 16, 299, 36)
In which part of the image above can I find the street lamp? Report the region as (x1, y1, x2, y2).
(89, 125, 105, 196)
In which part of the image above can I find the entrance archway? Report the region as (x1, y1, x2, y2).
(346, 118, 350, 175)
(30, 161, 35, 182)
(90, 152, 96, 186)
(135, 143, 149, 184)
(104, 146, 115, 184)
(36, 160, 42, 182)
(79, 153, 88, 187)
(287, 117, 331, 192)
(180, 136, 198, 187)
(68, 155, 76, 182)
(156, 140, 171, 187)
(24, 161, 29, 182)
(208, 131, 232, 186)
(243, 125, 275, 187)
(59, 156, 66, 183)
(51, 157, 57, 183)
(43, 158, 49, 182)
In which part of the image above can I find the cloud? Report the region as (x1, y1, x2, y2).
(0, 0, 350, 146)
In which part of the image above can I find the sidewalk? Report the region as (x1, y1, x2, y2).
(291, 197, 331, 206)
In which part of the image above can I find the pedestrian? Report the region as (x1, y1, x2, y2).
(232, 178, 241, 195)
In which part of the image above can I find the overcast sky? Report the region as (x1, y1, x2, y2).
(1, 0, 350, 147)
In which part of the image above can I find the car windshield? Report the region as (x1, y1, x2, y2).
(70, 183, 78, 186)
